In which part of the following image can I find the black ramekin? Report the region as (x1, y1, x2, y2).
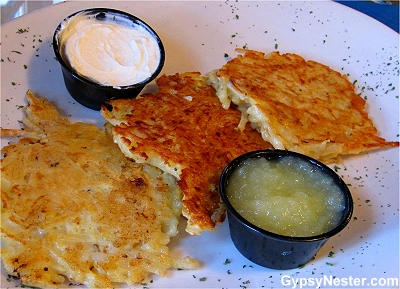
(219, 149, 353, 269)
(53, 8, 165, 110)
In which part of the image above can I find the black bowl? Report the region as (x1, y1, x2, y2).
(53, 8, 165, 110)
(219, 149, 353, 270)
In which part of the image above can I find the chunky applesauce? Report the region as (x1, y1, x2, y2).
(227, 155, 346, 237)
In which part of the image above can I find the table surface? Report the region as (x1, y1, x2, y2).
(1, 0, 399, 33)
(336, 0, 399, 33)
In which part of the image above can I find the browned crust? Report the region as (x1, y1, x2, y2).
(102, 72, 272, 233)
(217, 50, 399, 162)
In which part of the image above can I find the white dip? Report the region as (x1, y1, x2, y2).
(59, 13, 161, 86)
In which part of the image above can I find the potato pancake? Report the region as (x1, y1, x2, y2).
(1, 91, 200, 289)
(101, 72, 272, 235)
(208, 49, 399, 163)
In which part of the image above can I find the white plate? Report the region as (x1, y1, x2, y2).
(1, 1, 399, 288)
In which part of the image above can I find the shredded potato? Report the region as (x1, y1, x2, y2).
(208, 49, 399, 163)
(1, 91, 200, 289)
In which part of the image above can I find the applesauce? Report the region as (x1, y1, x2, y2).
(226, 155, 346, 237)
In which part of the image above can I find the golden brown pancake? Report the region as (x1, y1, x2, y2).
(101, 72, 272, 235)
(1, 91, 200, 288)
(208, 49, 399, 163)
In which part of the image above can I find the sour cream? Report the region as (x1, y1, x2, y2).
(59, 13, 161, 87)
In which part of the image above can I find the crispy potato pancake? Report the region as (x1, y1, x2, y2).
(101, 72, 272, 235)
(208, 49, 399, 163)
(1, 91, 200, 289)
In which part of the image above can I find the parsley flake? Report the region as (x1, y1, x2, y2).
(326, 262, 334, 266)
(17, 28, 29, 34)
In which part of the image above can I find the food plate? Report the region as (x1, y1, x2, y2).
(1, 1, 399, 288)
